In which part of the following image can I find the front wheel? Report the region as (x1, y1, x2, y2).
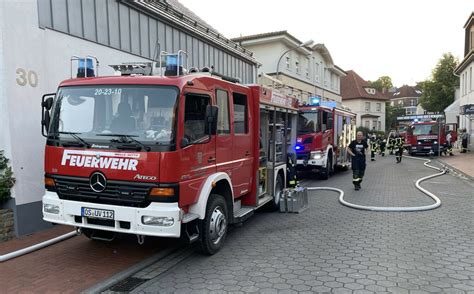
(320, 155, 332, 180)
(198, 194, 228, 255)
(268, 175, 284, 211)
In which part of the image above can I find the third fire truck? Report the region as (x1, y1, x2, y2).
(295, 98, 356, 179)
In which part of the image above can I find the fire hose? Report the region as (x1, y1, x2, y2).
(0, 230, 78, 263)
(306, 156, 446, 212)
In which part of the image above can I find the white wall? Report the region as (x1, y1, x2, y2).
(1, 0, 151, 205)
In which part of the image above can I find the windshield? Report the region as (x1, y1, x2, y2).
(49, 85, 179, 145)
(410, 124, 439, 136)
(297, 111, 319, 134)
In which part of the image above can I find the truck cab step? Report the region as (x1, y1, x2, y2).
(233, 206, 254, 223)
(182, 213, 199, 223)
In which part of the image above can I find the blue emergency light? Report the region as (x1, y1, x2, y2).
(309, 96, 321, 106)
(295, 145, 303, 151)
(77, 58, 95, 78)
(165, 55, 183, 76)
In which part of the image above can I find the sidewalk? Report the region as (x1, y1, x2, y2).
(438, 149, 474, 179)
(0, 225, 175, 293)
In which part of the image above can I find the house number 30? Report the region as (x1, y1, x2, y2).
(16, 68, 38, 87)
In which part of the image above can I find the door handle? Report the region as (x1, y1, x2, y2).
(245, 151, 251, 156)
(208, 156, 216, 163)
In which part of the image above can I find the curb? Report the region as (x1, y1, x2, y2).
(82, 246, 180, 294)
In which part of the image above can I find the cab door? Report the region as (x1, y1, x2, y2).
(230, 91, 253, 197)
(179, 93, 216, 206)
(215, 89, 233, 178)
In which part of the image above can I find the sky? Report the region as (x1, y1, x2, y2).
(179, 0, 473, 87)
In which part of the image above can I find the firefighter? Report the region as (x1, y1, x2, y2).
(369, 133, 377, 161)
(347, 131, 368, 191)
(387, 133, 396, 155)
(378, 134, 387, 157)
(461, 129, 469, 153)
(443, 131, 454, 156)
(286, 153, 298, 188)
(394, 133, 404, 163)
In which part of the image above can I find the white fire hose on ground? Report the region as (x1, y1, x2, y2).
(0, 230, 77, 263)
(306, 156, 446, 212)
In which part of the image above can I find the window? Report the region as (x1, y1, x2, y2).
(378, 121, 381, 131)
(410, 99, 416, 106)
(372, 120, 377, 130)
(233, 93, 248, 134)
(324, 69, 330, 86)
(295, 60, 299, 74)
(306, 57, 310, 78)
(216, 89, 230, 134)
(365, 102, 371, 112)
(376, 103, 381, 112)
(470, 67, 473, 92)
(286, 56, 290, 69)
(184, 94, 210, 143)
(398, 100, 404, 106)
(364, 120, 370, 128)
(315, 62, 320, 82)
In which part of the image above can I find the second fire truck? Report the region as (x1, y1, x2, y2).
(295, 98, 356, 179)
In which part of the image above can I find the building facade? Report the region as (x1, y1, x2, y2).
(341, 70, 388, 131)
(232, 31, 345, 105)
(0, 0, 258, 236)
(389, 85, 423, 115)
(454, 12, 474, 149)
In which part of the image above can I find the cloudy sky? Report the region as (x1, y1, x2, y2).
(179, 0, 472, 87)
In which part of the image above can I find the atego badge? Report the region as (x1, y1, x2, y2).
(90, 172, 107, 192)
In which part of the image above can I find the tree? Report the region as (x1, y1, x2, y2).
(369, 76, 393, 92)
(385, 102, 405, 131)
(0, 151, 15, 204)
(419, 53, 459, 112)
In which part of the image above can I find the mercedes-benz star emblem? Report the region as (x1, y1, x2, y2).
(90, 172, 107, 193)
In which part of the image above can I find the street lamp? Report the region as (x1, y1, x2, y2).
(275, 39, 314, 81)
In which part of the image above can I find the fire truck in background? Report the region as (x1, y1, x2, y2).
(295, 98, 356, 179)
(41, 52, 299, 255)
(405, 118, 457, 155)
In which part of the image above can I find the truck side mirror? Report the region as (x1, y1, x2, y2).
(205, 105, 218, 135)
(41, 94, 55, 137)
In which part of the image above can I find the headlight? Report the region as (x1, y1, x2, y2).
(43, 204, 60, 214)
(141, 216, 174, 226)
(310, 151, 325, 160)
(433, 141, 438, 144)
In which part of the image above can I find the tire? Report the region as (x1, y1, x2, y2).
(321, 155, 332, 180)
(198, 194, 228, 255)
(268, 175, 284, 211)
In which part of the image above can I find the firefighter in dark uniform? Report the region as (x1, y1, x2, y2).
(378, 135, 387, 157)
(394, 133, 405, 163)
(347, 131, 368, 190)
(387, 133, 396, 155)
(369, 133, 378, 161)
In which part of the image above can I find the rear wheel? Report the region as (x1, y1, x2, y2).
(198, 194, 228, 255)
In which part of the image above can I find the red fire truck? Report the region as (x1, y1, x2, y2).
(405, 119, 457, 155)
(41, 53, 299, 254)
(295, 98, 356, 179)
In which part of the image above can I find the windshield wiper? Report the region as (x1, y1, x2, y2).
(96, 134, 151, 151)
(54, 131, 91, 148)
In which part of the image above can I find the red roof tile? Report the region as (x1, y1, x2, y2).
(341, 70, 388, 101)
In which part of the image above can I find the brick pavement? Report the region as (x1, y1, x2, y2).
(129, 155, 474, 293)
(0, 225, 178, 293)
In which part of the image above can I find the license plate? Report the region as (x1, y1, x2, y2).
(424, 147, 432, 149)
(81, 207, 115, 220)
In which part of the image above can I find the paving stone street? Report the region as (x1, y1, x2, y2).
(128, 155, 474, 293)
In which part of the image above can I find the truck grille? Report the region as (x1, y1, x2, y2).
(53, 175, 153, 208)
(297, 153, 310, 160)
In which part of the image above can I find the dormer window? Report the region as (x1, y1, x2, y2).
(365, 88, 376, 95)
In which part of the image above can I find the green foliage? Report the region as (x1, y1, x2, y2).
(419, 53, 459, 112)
(385, 102, 406, 131)
(0, 151, 15, 204)
(369, 76, 393, 92)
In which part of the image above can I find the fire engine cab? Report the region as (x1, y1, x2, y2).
(41, 52, 298, 254)
(295, 97, 356, 179)
(405, 119, 457, 156)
